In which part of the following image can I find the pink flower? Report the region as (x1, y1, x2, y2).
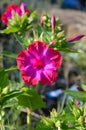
(17, 41, 62, 85)
(1, 3, 30, 25)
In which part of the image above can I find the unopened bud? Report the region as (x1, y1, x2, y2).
(84, 118, 86, 123)
(68, 34, 84, 42)
(49, 41, 56, 46)
(51, 15, 56, 31)
(75, 100, 80, 105)
(40, 15, 46, 26)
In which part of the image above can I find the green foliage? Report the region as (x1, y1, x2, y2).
(2, 12, 35, 34)
(36, 15, 79, 53)
(0, 68, 22, 108)
(1, 90, 22, 108)
(5, 66, 18, 72)
(17, 87, 46, 110)
(64, 90, 86, 102)
(0, 51, 17, 58)
(14, 34, 32, 49)
(0, 68, 9, 91)
(0, 3, 85, 129)
(36, 102, 86, 130)
(82, 84, 86, 91)
(36, 122, 52, 130)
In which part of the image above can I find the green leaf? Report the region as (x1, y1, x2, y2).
(65, 42, 76, 48)
(1, 90, 22, 106)
(0, 68, 9, 90)
(57, 48, 78, 53)
(14, 34, 29, 47)
(64, 90, 86, 102)
(2, 98, 18, 108)
(0, 51, 17, 58)
(42, 116, 54, 127)
(26, 24, 32, 30)
(21, 14, 28, 26)
(3, 27, 19, 34)
(81, 84, 86, 91)
(17, 88, 45, 110)
(30, 11, 37, 18)
(29, 11, 37, 23)
(35, 122, 53, 130)
(5, 66, 17, 72)
(57, 113, 75, 122)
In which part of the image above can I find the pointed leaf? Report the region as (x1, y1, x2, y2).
(0, 68, 9, 90)
(14, 34, 29, 47)
(1, 90, 22, 106)
(64, 90, 86, 102)
(2, 98, 18, 108)
(5, 66, 17, 72)
(17, 88, 45, 110)
(35, 122, 52, 130)
(0, 51, 17, 58)
(3, 27, 20, 34)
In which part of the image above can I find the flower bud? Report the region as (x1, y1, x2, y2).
(20, 2, 30, 16)
(84, 118, 86, 123)
(68, 34, 84, 42)
(75, 100, 80, 105)
(40, 15, 46, 26)
(49, 41, 56, 46)
(51, 15, 56, 31)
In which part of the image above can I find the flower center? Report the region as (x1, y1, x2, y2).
(33, 58, 45, 69)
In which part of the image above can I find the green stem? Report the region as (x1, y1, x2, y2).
(13, 33, 24, 49)
(35, 82, 40, 92)
(59, 94, 67, 113)
(0, 109, 5, 130)
(27, 109, 31, 130)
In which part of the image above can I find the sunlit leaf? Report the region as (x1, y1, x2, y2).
(5, 66, 17, 72)
(1, 90, 22, 106)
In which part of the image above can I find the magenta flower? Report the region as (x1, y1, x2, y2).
(17, 41, 62, 85)
(1, 3, 30, 25)
(68, 34, 84, 42)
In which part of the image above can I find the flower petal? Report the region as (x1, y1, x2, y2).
(6, 4, 19, 12)
(45, 48, 62, 68)
(20, 2, 30, 15)
(28, 41, 48, 58)
(1, 13, 8, 25)
(22, 68, 39, 85)
(17, 50, 31, 71)
(40, 69, 58, 84)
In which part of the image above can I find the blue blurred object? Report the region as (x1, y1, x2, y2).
(46, 89, 63, 99)
(46, 84, 80, 99)
(61, 0, 83, 9)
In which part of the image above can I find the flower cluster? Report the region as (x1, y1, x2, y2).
(1, 2, 84, 86)
(1, 3, 30, 25)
